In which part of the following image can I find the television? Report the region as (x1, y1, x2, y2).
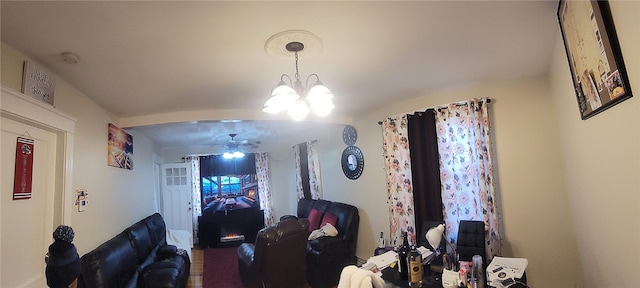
(200, 154, 261, 213)
(201, 174, 260, 212)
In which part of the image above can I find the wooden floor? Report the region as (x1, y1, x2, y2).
(187, 247, 204, 288)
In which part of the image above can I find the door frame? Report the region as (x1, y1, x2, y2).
(1, 86, 76, 224)
(153, 153, 163, 213)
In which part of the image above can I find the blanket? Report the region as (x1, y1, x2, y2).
(337, 265, 386, 288)
(308, 223, 338, 240)
(166, 229, 193, 261)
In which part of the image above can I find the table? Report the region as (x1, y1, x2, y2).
(225, 197, 236, 208)
(381, 266, 443, 288)
(381, 266, 527, 288)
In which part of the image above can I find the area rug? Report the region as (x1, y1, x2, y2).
(203, 247, 243, 288)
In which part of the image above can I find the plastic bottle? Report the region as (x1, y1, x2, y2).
(407, 243, 423, 287)
(471, 255, 484, 288)
(377, 232, 386, 248)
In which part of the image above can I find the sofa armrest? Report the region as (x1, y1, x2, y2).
(279, 215, 298, 222)
(237, 243, 256, 268)
(307, 237, 346, 268)
(139, 260, 181, 288)
(157, 245, 178, 260)
(308, 235, 345, 252)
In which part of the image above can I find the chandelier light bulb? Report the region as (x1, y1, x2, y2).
(287, 100, 310, 121)
(306, 83, 333, 102)
(263, 82, 298, 114)
(222, 151, 245, 159)
(309, 99, 335, 117)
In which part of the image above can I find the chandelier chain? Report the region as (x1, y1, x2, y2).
(294, 51, 300, 81)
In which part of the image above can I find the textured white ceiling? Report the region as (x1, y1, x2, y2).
(1, 1, 559, 150)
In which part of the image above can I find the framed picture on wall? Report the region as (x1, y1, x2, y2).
(107, 123, 133, 169)
(557, 0, 632, 120)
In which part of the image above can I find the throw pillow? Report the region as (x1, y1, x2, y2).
(307, 208, 324, 231)
(320, 212, 338, 228)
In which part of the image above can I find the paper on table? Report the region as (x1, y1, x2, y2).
(487, 256, 528, 278)
(417, 246, 434, 263)
(366, 250, 398, 269)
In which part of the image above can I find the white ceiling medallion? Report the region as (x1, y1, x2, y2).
(264, 30, 323, 60)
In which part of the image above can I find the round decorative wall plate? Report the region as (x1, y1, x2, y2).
(342, 125, 357, 146)
(341, 146, 364, 180)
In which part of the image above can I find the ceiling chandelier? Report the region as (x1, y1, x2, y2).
(262, 40, 335, 121)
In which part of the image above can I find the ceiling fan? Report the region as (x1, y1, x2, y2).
(221, 134, 260, 158)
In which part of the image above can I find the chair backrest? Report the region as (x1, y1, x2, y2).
(143, 213, 167, 247)
(253, 218, 310, 288)
(80, 232, 137, 288)
(456, 220, 486, 263)
(297, 198, 331, 218)
(325, 202, 359, 259)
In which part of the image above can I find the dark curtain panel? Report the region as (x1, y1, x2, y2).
(407, 109, 443, 241)
(298, 143, 312, 199)
(200, 153, 257, 177)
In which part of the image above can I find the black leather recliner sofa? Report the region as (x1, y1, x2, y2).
(283, 198, 359, 288)
(78, 213, 190, 288)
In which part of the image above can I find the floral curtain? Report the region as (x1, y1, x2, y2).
(434, 98, 500, 260)
(256, 152, 275, 227)
(185, 155, 201, 244)
(381, 115, 417, 246)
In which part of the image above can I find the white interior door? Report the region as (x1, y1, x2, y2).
(1, 116, 57, 288)
(161, 163, 193, 233)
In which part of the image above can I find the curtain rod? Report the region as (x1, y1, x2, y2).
(377, 98, 491, 125)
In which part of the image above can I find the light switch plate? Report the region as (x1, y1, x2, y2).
(77, 189, 88, 212)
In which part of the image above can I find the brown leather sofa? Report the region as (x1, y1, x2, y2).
(237, 218, 310, 288)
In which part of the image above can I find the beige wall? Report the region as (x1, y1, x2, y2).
(1, 43, 161, 255)
(549, 1, 640, 287)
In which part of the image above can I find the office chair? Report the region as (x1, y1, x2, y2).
(456, 220, 486, 264)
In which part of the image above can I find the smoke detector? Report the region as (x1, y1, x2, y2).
(61, 52, 79, 64)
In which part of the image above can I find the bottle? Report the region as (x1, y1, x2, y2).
(398, 231, 410, 280)
(407, 243, 423, 287)
(471, 255, 484, 288)
(377, 232, 386, 248)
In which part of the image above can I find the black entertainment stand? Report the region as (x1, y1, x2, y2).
(198, 208, 264, 248)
